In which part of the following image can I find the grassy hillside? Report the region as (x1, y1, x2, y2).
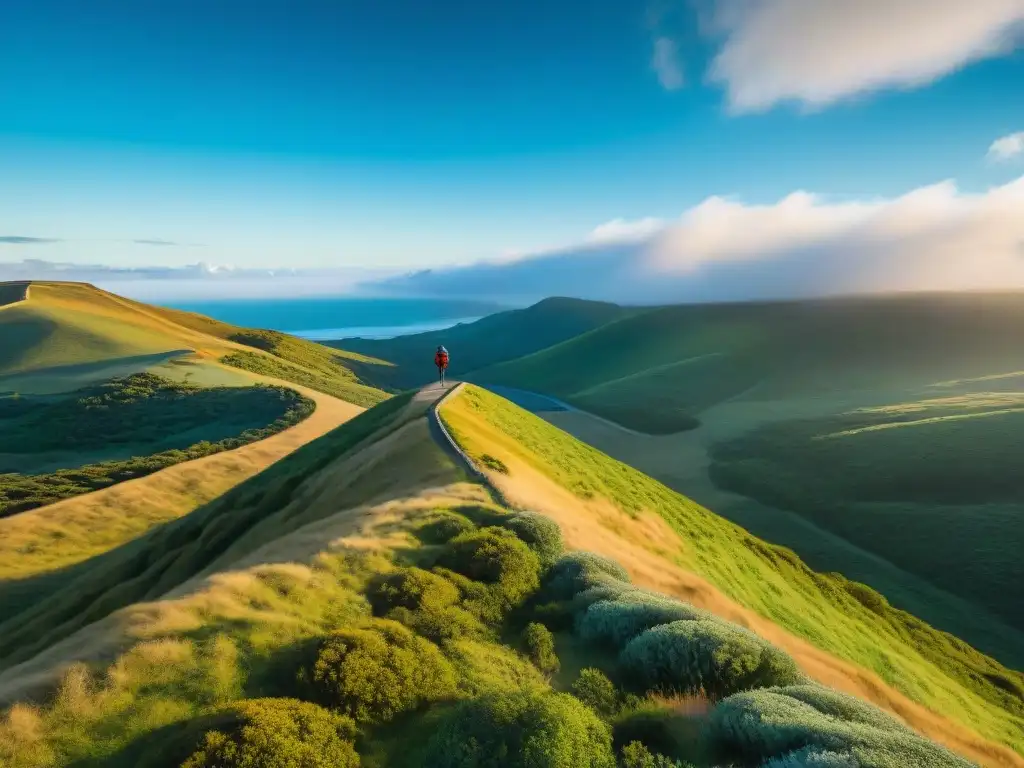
(0, 389, 985, 767)
(709, 391, 1024, 633)
(0, 373, 314, 516)
(0, 281, 390, 407)
(336, 297, 631, 390)
(475, 292, 1024, 432)
(439, 386, 1024, 759)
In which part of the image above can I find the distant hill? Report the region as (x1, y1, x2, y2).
(470, 291, 1024, 670)
(0, 280, 390, 405)
(333, 296, 632, 389)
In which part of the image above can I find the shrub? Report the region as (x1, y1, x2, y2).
(761, 747, 858, 767)
(422, 689, 616, 767)
(572, 668, 618, 717)
(706, 688, 972, 768)
(480, 454, 510, 474)
(368, 568, 460, 615)
(386, 603, 484, 644)
(619, 620, 802, 700)
(306, 619, 456, 723)
(180, 698, 359, 768)
(523, 622, 560, 675)
(619, 741, 693, 768)
(415, 512, 476, 544)
(501, 512, 564, 566)
(774, 685, 909, 732)
(438, 528, 541, 621)
(577, 593, 708, 650)
(546, 552, 630, 601)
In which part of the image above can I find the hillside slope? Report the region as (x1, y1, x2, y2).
(336, 297, 632, 390)
(0, 385, 1006, 767)
(0, 281, 390, 406)
(439, 385, 1024, 764)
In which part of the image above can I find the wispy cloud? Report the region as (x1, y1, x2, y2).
(368, 174, 1024, 305)
(702, 0, 1024, 113)
(651, 37, 684, 90)
(0, 236, 62, 245)
(988, 131, 1024, 162)
(132, 238, 182, 247)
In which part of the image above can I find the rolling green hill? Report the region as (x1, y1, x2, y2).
(469, 293, 1024, 669)
(0, 386, 1014, 767)
(335, 297, 632, 390)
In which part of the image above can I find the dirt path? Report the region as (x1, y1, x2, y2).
(0, 378, 363, 582)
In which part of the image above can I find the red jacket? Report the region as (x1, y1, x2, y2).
(435, 350, 449, 369)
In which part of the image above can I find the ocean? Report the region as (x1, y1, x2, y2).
(161, 296, 508, 340)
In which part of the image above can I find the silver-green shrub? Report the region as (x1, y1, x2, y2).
(576, 592, 709, 649)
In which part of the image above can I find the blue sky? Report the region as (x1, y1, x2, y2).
(1, 1, 1023, 292)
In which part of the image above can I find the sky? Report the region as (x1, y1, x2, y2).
(1, 1, 1023, 302)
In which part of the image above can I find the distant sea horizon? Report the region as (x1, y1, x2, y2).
(161, 296, 511, 340)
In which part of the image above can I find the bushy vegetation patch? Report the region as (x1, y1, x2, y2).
(422, 689, 616, 767)
(437, 527, 541, 621)
(523, 622, 560, 675)
(577, 592, 709, 650)
(620, 620, 803, 700)
(706, 686, 973, 767)
(180, 698, 360, 768)
(0, 373, 314, 516)
(499, 511, 564, 567)
(413, 511, 476, 544)
(368, 566, 484, 643)
(619, 740, 695, 768)
(572, 668, 619, 718)
(306, 619, 457, 724)
(545, 552, 631, 601)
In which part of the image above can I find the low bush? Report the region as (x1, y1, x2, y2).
(572, 668, 618, 717)
(619, 620, 803, 700)
(480, 454, 510, 474)
(545, 552, 630, 601)
(500, 511, 564, 566)
(306, 619, 456, 723)
(179, 698, 359, 768)
(619, 741, 694, 768)
(387, 603, 485, 644)
(706, 687, 972, 767)
(438, 528, 541, 621)
(414, 512, 476, 544)
(523, 622, 560, 675)
(422, 689, 616, 767)
(577, 593, 708, 650)
(368, 568, 460, 615)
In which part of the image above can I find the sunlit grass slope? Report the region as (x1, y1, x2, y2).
(0, 281, 390, 406)
(475, 292, 1024, 432)
(0, 391, 417, 678)
(338, 297, 632, 390)
(439, 385, 1024, 758)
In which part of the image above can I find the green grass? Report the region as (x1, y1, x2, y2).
(709, 393, 1024, 634)
(0, 373, 315, 516)
(439, 386, 1024, 756)
(474, 292, 1024, 432)
(0, 390, 416, 670)
(339, 297, 632, 390)
(221, 349, 389, 408)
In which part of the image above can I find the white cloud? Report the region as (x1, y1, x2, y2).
(652, 37, 685, 90)
(704, 0, 1024, 112)
(989, 131, 1024, 161)
(370, 175, 1024, 305)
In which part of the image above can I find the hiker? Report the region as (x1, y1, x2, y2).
(434, 345, 450, 386)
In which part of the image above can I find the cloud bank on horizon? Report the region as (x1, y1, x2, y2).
(369, 173, 1024, 305)
(699, 0, 1024, 111)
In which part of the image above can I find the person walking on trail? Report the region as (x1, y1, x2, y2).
(434, 345, 450, 387)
